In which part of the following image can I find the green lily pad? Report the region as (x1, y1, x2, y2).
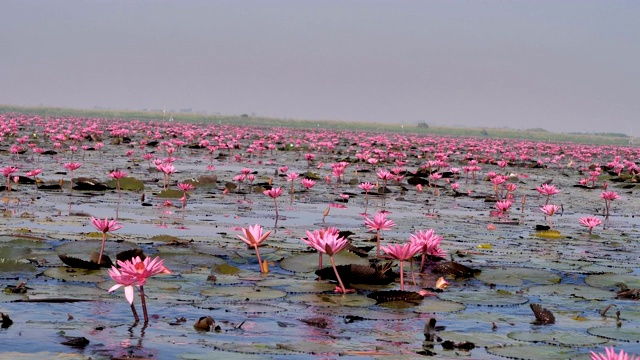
(507, 330, 608, 346)
(271, 341, 343, 356)
(315, 306, 418, 320)
(287, 293, 376, 307)
(157, 189, 184, 198)
(213, 263, 240, 275)
(588, 326, 640, 342)
(281, 281, 337, 294)
(43, 267, 106, 283)
(585, 274, 640, 289)
(527, 284, 614, 300)
(412, 298, 467, 313)
(439, 290, 529, 306)
(578, 265, 632, 275)
(151, 234, 189, 243)
(536, 230, 563, 239)
(201, 286, 286, 301)
(476, 267, 561, 286)
(156, 252, 226, 272)
(438, 331, 520, 348)
(54, 239, 138, 255)
(24, 283, 109, 300)
(208, 342, 301, 356)
(486, 344, 583, 359)
(194, 301, 289, 314)
(0, 256, 37, 277)
(106, 176, 144, 191)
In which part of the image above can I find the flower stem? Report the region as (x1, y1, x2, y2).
(98, 233, 106, 265)
(410, 258, 416, 286)
(130, 302, 140, 324)
(273, 198, 279, 227)
(329, 255, 347, 294)
(253, 244, 265, 273)
(140, 286, 149, 324)
(376, 230, 381, 258)
(399, 260, 405, 291)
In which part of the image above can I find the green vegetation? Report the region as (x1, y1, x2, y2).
(1, 104, 636, 146)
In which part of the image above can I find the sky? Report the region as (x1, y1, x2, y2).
(1, 1, 639, 134)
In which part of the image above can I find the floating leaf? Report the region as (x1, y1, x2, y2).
(43, 267, 106, 283)
(439, 290, 528, 307)
(157, 189, 184, 198)
(367, 290, 425, 304)
(437, 331, 519, 348)
(315, 306, 418, 321)
(200, 286, 286, 301)
(287, 293, 376, 307)
(210, 342, 298, 356)
(476, 267, 561, 286)
(585, 274, 640, 289)
(213, 263, 240, 275)
(527, 284, 613, 300)
(507, 331, 607, 346)
(413, 298, 466, 314)
(587, 326, 640, 342)
(194, 301, 288, 314)
(486, 344, 584, 359)
(535, 230, 563, 239)
(106, 176, 144, 191)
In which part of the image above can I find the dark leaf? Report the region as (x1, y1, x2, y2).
(116, 249, 146, 263)
(58, 254, 102, 270)
(431, 261, 480, 278)
(367, 290, 425, 304)
(60, 336, 90, 348)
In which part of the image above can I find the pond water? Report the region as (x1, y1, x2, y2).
(1, 116, 639, 359)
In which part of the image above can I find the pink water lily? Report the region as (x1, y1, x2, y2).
(579, 215, 603, 235)
(109, 170, 127, 195)
(495, 200, 512, 215)
(409, 229, 446, 272)
(364, 211, 396, 257)
(536, 183, 560, 205)
(301, 178, 316, 190)
(540, 204, 561, 229)
(263, 187, 283, 226)
(90, 217, 123, 265)
(358, 182, 375, 209)
(108, 256, 171, 324)
(177, 182, 195, 207)
(380, 242, 421, 291)
(63, 162, 82, 191)
(237, 224, 271, 273)
(2, 166, 19, 191)
(26, 168, 42, 190)
(302, 228, 351, 294)
(590, 347, 638, 360)
(600, 191, 620, 218)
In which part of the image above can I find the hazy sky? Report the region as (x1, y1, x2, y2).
(1, 1, 638, 134)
